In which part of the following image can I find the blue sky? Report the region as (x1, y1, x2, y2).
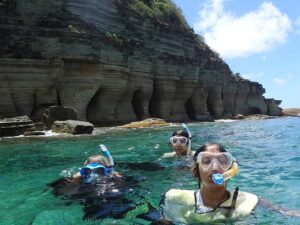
(172, 0, 300, 108)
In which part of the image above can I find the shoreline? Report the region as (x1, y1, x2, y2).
(282, 108, 300, 117)
(0, 114, 291, 140)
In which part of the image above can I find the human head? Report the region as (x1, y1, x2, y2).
(193, 143, 230, 187)
(84, 155, 111, 167)
(170, 130, 190, 156)
(81, 155, 113, 183)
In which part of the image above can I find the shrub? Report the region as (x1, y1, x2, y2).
(128, 0, 189, 30)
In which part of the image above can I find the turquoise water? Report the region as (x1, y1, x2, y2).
(0, 117, 300, 225)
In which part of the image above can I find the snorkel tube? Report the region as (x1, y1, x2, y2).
(100, 144, 114, 169)
(212, 161, 239, 185)
(181, 123, 192, 153)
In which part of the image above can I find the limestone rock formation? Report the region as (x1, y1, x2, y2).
(43, 106, 77, 130)
(266, 99, 283, 116)
(52, 120, 94, 135)
(0, 115, 35, 137)
(0, 0, 282, 126)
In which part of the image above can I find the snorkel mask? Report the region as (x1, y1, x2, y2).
(80, 163, 113, 184)
(170, 136, 188, 146)
(196, 152, 239, 185)
(80, 144, 115, 184)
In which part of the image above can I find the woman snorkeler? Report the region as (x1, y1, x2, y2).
(163, 123, 195, 158)
(160, 143, 300, 224)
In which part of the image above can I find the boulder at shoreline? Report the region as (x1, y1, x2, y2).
(0, 116, 35, 137)
(52, 120, 94, 135)
(119, 118, 169, 128)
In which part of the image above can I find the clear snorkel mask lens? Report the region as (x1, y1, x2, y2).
(170, 136, 188, 146)
(196, 152, 238, 185)
(197, 152, 233, 172)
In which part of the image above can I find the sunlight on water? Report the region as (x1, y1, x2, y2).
(0, 117, 299, 224)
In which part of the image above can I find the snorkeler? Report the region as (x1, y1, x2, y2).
(159, 143, 300, 224)
(160, 143, 256, 223)
(49, 144, 162, 221)
(72, 144, 121, 183)
(163, 123, 195, 158)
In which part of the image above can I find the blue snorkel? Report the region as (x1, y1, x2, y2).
(182, 123, 192, 154)
(100, 144, 114, 169)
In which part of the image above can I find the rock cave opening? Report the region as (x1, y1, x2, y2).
(207, 91, 215, 117)
(86, 89, 102, 124)
(184, 98, 195, 120)
(131, 90, 145, 120)
(249, 107, 261, 115)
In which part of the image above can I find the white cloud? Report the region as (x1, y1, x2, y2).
(295, 16, 300, 34)
(273, 77, 287, 85)
(193, 0, 292, 59)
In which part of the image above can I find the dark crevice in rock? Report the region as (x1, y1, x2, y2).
(184, 98, 194, 120)
(132, 89, 145, 121)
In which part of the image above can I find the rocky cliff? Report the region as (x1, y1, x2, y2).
(0, 0, 282, 125)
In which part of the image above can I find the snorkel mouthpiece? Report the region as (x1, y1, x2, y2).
(212, 161, 239, 185)
(212, 173, 225, 185)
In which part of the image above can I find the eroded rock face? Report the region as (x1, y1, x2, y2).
(43, 106, 77, 130)
(266, 99, 283, 116)
(0, 0, 282, 125)
(52, 120, 94, 135)
(0, 115, 35, 137)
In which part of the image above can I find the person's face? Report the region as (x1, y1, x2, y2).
(170, 136, 188, 155)
(197, 145, 228, 187)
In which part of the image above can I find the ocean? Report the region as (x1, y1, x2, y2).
(0, 116, 299, 224)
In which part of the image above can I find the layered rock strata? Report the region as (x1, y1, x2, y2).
(0, 115, 35, 137)
(0, 0, 282, 126)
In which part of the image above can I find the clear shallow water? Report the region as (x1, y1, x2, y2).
(0, 117, 299, 225)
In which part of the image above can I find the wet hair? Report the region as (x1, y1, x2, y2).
(84, 155, 111, 167)
(171, 129, 189, 139)
(192, 143, 227, 185)
(193, 143, 227, 161)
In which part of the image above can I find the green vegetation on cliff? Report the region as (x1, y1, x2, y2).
(116, 0, 189, 31)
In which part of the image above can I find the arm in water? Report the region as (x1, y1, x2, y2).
(260, 198, 300, 217)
